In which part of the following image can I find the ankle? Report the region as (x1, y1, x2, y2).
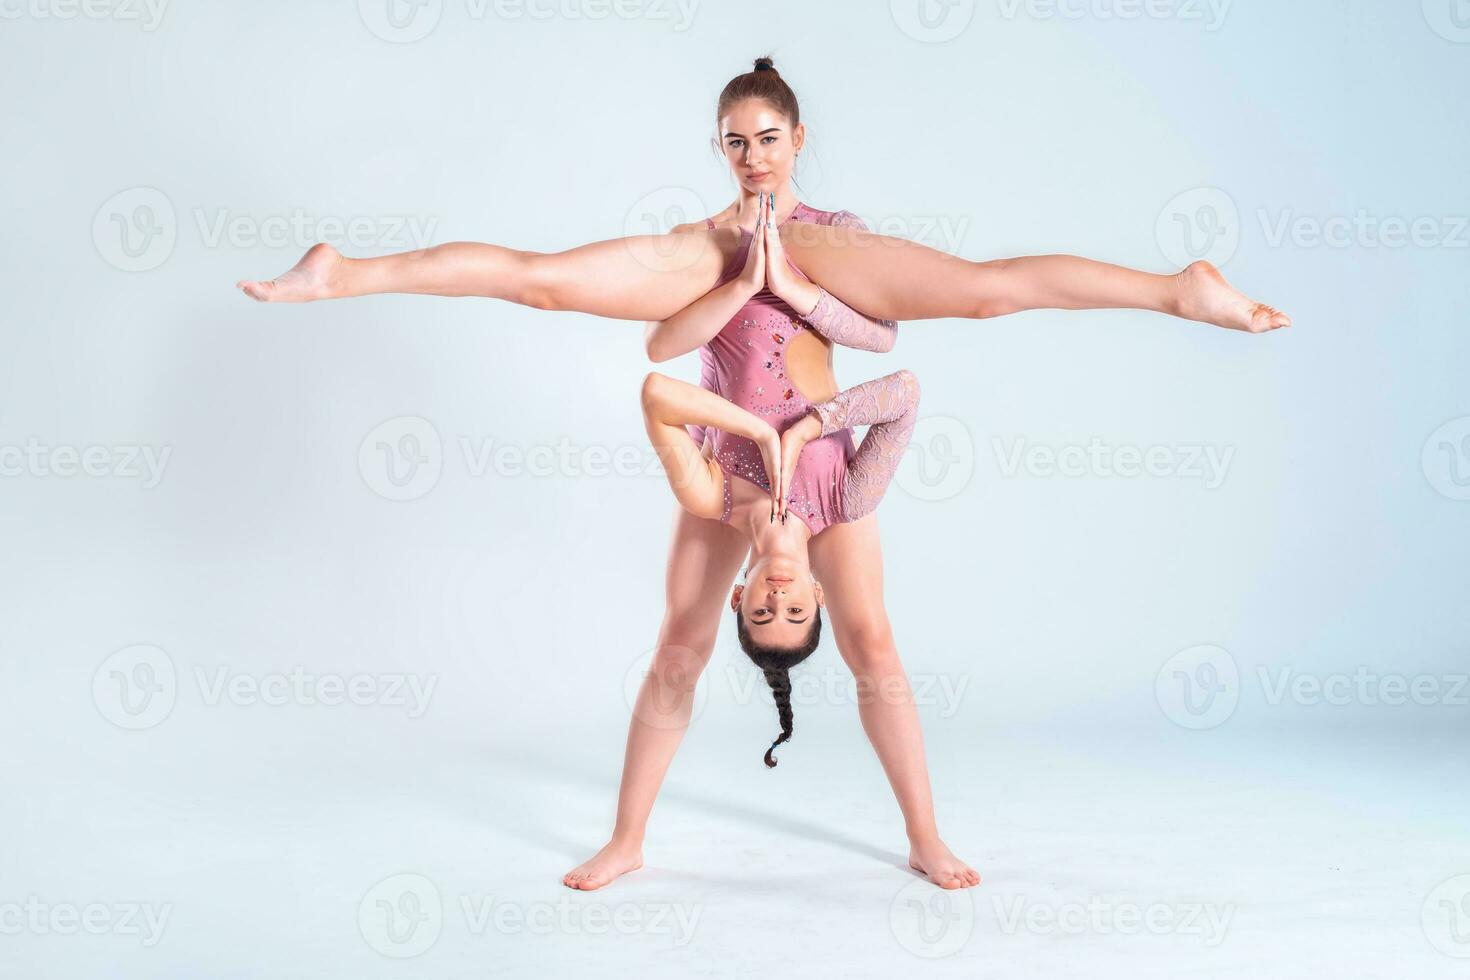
(330, 254, 358, 299)
(606, 831, 645, 852)
(1161, 268, 1187, 317)
(906, 827, 943, 849)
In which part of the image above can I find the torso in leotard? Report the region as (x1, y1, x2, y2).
(690, 203, 904, 536)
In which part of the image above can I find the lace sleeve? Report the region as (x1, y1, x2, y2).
(808, 369, 921, 522)
(797, 210, 898, 353)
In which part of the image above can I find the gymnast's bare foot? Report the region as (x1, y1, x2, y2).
(236, 242, 344, 302)
(562, 839, 644, 891)
(909, 836, 981, 890)
(1173, 260, 1292, 334)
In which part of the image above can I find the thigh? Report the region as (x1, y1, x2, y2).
(659, 500, 751, 645)
(780, 223, 985, 322)
(538, 227, 744, 321)
(807, 513, 895, 655)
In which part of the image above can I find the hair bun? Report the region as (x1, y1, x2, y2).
(753, 56, 775, 72)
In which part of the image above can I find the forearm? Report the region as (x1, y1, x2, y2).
(796, 285, 898, 353)
(643, 374, 770, 445)
(645, 278, 756, 362)
(811, 369, 920, 435)
(769, 277, 822, 323)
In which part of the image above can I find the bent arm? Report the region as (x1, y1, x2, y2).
(644, 277, 756, 362)
(809, 369, 921, 522)
(641, 373, 775, 518)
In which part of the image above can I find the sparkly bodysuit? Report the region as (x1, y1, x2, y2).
(690, 204, 919, 536)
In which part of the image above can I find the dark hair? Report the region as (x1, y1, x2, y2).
(715, 55, 801, 131)
(735, 607, 821, 768)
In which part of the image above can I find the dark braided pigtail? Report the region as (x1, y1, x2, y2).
(762, 667, 794, 768)
(736, 604, 821, 770)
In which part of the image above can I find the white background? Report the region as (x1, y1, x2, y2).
(2, 1, 1467, 977)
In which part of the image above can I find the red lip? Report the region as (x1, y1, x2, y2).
(748, 172, 771, 181)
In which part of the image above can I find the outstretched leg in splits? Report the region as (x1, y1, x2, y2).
(237, 224, 1289, 334)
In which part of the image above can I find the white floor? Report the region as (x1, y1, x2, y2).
(4, 701, 1467, 979)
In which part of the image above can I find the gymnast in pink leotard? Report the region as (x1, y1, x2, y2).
(641, 194, 918, 766)
(695, 205, 914, 534)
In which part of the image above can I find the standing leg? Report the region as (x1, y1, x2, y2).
(807, 513, 981, 890)
(562, 503, 750, 890)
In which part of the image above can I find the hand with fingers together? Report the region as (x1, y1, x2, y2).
(754, 423, 785, 524)
(761, 191, 803, 301)
(736, 189, 769, 296)
(775, 410, 823, 525)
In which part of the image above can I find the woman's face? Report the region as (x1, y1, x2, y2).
(717, 99, 804, 196)
(731, 552, 824, 650)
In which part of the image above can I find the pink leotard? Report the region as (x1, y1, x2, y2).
(688, 204, 917, 536)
